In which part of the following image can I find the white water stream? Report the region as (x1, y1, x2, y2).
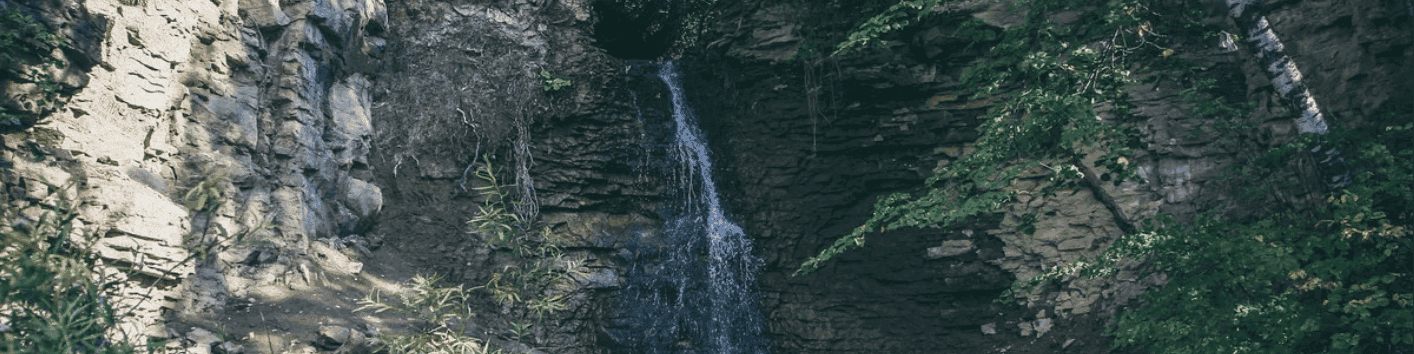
(611, 61, 767, 354)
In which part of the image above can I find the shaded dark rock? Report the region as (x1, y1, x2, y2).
(589, 0, 680, 59)
(0, 0, 105, 132)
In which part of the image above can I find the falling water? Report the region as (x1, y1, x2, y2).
(610, 61, 768, 354)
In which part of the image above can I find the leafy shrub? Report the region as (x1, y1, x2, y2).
(357, 274, 501, 354)
(0, 182, 134, 354)
(600, 0, 721, 54)
(467, 156, 584, 321)
(799, 0, 1413, 351)
(357, 156, 583, 353)
(1019, 128, 1413, 353)
(831, 0, 943, 56)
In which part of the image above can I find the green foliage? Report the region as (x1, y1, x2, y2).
(468, 155, 522, 249)
(832, 0, 945, 56)
(0, 9, 60, 50)
(507, 320, 533, 343)
(178, 163, 277, 262)
(0, 8, 65, 127)
(793, 0, 1411, 351)
(356, 274, 502, 354)
(1016, 126, 1414, 353)
(602, 0, 721, 53)
(182, 168, 228, 215)
(799, 0, 1160, 275)
(359, 156, 580, 352)
(468, 155, 584, 322)
(675, 0, 721, 51)
(0, 182, 134, 354)
(538, 70, 572, 93)
(775, 0, 948, 61)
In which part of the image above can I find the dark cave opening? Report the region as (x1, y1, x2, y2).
(590, 0, 679, 59)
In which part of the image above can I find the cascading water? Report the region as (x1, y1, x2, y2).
(609, 61, 768, 354)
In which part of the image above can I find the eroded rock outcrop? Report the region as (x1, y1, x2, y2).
(2, 0, 386, 344)
(3, 0, 1406, 352)
(366, 0, 669, 352)
(0, 0, 105, 132)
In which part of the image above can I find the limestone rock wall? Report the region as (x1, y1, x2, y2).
(2, 0, 1405, 351)
(1, 0, 385, 342)
(0, 0, 105, 132)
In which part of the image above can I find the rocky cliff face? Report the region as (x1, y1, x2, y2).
(2, 0, 1408, 352)
(2, 0, 677, 351)
(366, 0, 668, 352)
(685, 0, 1411, 352)
(2, 0, 386, 347)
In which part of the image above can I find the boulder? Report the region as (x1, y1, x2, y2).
(237, 0, 291, 29)
(926, 240, 975, 259)
(342, 178, 382, 219)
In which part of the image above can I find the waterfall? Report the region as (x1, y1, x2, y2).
(610, 61, 768, 354)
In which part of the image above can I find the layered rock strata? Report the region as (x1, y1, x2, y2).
(366, 0, 669, 352)
(1, 0, 386, 343)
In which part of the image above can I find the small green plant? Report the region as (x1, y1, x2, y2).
(181, 168, 229, 215)
(602, 0, 721, 54)
(176, 163, 274, 262)
(360, 155, 581, 352)
(0, 181, 135, 354)
(467, 155, 585, 327)
(538, 70, 572, 93)
(467, 155, 522, 249)
(356, 274, 501, 354)
(507, 320, 532, 342)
